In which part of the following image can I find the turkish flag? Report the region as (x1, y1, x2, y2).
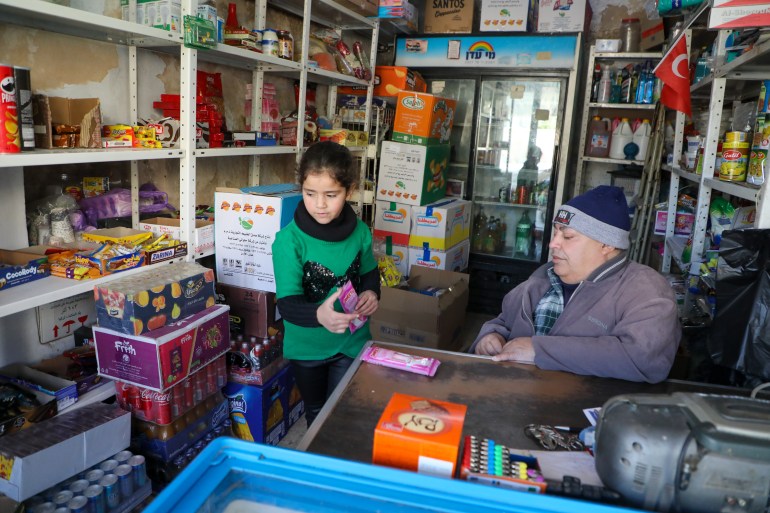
(654, 35, 691, 116)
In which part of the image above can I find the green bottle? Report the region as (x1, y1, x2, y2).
(515, 211, 532, 257)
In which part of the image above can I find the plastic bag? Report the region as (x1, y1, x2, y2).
(78, 185, 176, 226)
(707, 229, 770, 384)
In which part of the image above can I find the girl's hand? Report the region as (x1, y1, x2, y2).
(355, 290, 379, 316)
(317, 289, 359, 334)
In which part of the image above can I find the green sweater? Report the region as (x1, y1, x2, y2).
(272, 217, 377, 360)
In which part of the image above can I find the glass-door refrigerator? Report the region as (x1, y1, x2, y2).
(394, 34, 581, 313)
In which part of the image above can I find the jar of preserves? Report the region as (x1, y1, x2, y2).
(277, 30, 293, 60)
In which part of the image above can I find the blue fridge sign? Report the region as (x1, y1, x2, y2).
(395, 35, 578, 69)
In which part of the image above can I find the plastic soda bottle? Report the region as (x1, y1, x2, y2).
(515, 212, 532, 257)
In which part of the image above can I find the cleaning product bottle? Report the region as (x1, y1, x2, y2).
(596, 66, 612, 104)
(633, 119, 652, 161)
(609, 117, 633, 160)
(585, 116, 611, 158)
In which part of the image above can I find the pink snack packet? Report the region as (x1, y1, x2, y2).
(361, 345, 441, 377)
(339, 280, 367, 333)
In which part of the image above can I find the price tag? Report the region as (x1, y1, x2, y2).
(510, 85, 525, 99)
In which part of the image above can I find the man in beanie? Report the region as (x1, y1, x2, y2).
(471, 185, 680, 383)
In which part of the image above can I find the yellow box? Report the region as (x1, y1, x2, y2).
(373, 393, 466, 477)
(81, 227, 153, 245)
(392, 92, 457, 145)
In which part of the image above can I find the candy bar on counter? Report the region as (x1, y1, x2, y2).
(361, 346, 440, 377)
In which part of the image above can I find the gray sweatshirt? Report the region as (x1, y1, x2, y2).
(470, 253, 681, 383)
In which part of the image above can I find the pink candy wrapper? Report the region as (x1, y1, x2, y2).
(361, 346, 441, 377)
(339, 280, 367, 333)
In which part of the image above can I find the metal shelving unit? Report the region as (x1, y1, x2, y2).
(661, 12, 770, 274)
(573, 46, 662, 196)
(0, 0, 376, 326)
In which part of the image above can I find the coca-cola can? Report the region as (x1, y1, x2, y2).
(156, 390, 172, 424)
(183, 378, 194, 410)
(170, 385, 183, 418)
(0, 63, 21, 153)
(127, 386, 142, 412)
(205, 362, 217, 395)
(140, 389, 154, 419)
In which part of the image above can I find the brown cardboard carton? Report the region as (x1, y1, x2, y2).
(32, 95, 102, 149)
(641, 19, 665, 51)
(370, 266, 469, 350)
(425, 0, 475, 33)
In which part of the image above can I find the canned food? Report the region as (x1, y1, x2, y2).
(261, 28, 278, 57)
(85, 468, 105, 484)
(725, 131, 747, 143)
(66, 495, 89, 513)
(720, 141, 750, 181)
(33, 503, 56, 513)
(0, 63, 21, 153)
(99, 473, 121, 510)
(114, 463, 134, 499)
(113, 450, 133, 464)
(99, 459, 119, 474)
(52, 490, 74, 507)
(129, 454, 148, 488)
(13, 66, 34, 150)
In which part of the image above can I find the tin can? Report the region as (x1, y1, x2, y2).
(129, 454, 148, 488)
(12, 66, 34, 150)
(725, 131, 747, 143)
(114, 463, 134, 499)
(99, 473, 121, 510)
(52, 490, 74, 508)
(66, 495, 89, 513)
(720, 140, 750, 181)
(84, 484, 106, 513)
(99, 458, 119, 474)
(68, 479, 90, 495)
(0, 63, 21, 153)
(114, 450, 133, 465)
(33, 503, 56, 513)
(86, 468, 105, 485)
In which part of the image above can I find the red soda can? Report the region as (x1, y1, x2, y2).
(183, 378, 194, 410)
(139, 389, 154, 420)
(205, 362, 217, 395)
(115, 382, 132, 411)
(128, 386, 142, 412)
(0, 64, 21, 153)
(170, 386, 184, 419)
(156, 390, 172, 424)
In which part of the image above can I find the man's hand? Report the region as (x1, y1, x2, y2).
(492, 337, 535, 363)
(317, 289, 359, 334)
(355, 290, 379, 316)
(474, 333, 505, 356)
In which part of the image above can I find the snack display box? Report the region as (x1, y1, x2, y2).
(144, 438, 632, 513)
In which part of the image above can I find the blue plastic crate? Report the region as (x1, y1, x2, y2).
(144, 437, 637, 512)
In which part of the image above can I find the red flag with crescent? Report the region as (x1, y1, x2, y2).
(654, 35, 691, 116)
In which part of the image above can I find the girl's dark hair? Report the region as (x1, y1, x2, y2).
(297, 141, 357, 191)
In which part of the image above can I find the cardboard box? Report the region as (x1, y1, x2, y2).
(0, 382, 57, 439)
(215, 184, 302, 293)
(393, 92, 457, 145)
(94, 305, 230, 392)
(332, 0, 378, 16)
(640, 19, 665, 51)
(31, 356, 108, 397)
(82, 227, 153, 245)
(425, 0, 475, 33)
(481, 0, 534, 32)
(94, 261, 216, 336)
(338, 66, 427, 97)
(370, 266, 469, 350)
(374, 200, 413, 246)
(0, 364, 78, 413)
(31, 95, 102, 149)
(653, 210, 695, 237)
(139, 217, 215, 255)
(409, 239, 470, 272)
(227, 356, 288, 387)
(536, 0, 591, 33)
(280, 366, 305, 429)
(215, 283, 277, 339)
(0, 403, 130, 502)
(223, 369, 289, 446)
(144, 242, 188, 265)
(377, 142, 449, 207)
(708, 4, 770, 29)
(0, 250, 49, 292)
(373, 393, 467, 477)
(409, 198, 472, 250)
(378, 0, 419, 32)
(75, 248, 145, 276)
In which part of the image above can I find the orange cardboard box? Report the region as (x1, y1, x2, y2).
(392, 92, 457, 146)
(338, 66, 427, 97)
(373, 393, 467, 477)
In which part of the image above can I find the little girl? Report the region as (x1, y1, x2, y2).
(272, 141, 380, 427)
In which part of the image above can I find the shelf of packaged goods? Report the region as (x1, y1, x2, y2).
(588, 102, 657, 110)
(0, 257, 185, 320)
(664, 163, 703, 185)
(0, 148, 184, 169)
(662, 1, 711, 62)
(704, 177, 761, 202)
(717, 34, 770, 80)
(474, 200, 541, 209)
(194, 146, 298, 158)
(582, 156, 644, 166)
(195, 44, 302, 75)
(0, 0, 181, 47)
(268, 0, 376, 31)
(307, 67, 371, 87)
(594, 52, 663, 60)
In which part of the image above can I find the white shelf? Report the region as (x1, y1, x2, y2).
(595, 52, 663, 60)
(197, 43, 303, 75)
(0, 148, 183, 169)
(0, 0, 181, 47)
(704, 177, 761, 202)
(474, 200, 541, 209)
(308, 67, 371, 86)
(268, 0, 377, 30)
(0, 258, 185, 319)
(588, 102, 657, 110)
(195, 146, 298, 158)
(665, 164, 703, 185)
(582, 156, 645, 166)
